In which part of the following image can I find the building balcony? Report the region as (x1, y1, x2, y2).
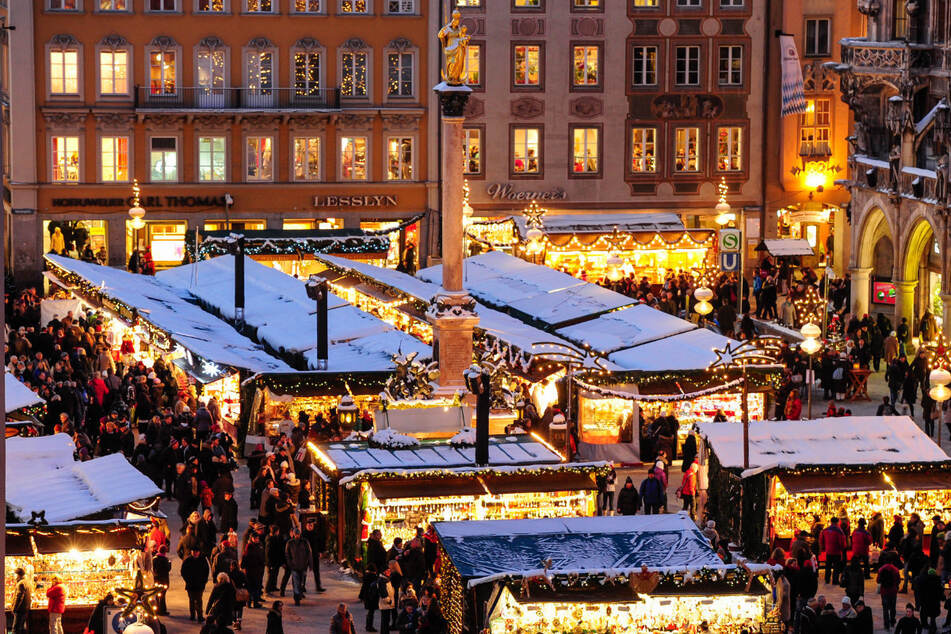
(839, 38, 936, 78)
(135, 86, 341, 111)
(852, 155, 939, 204)
(799, 141, 832, 158)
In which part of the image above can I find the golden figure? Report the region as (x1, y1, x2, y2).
(438, 10, 470, 85)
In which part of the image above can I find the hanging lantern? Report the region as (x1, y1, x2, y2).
(338, 395, 359, 430)
(693, 286, 714, 316)
(605, 253, 624, 282)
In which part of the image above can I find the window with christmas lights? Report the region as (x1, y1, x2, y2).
(341, 136, 368, 180)
(341, 51, 368, 97)
(387, 52, 414, 97)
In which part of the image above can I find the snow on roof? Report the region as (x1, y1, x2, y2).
(158, 256, 429, 372)
(556, 304, 697, 354)
(696, 416, 950, 475)
(510, 212, 685, 238)
(760, 239, 814, 257)
(434, 512, 729, 584)
(6, 434, 162, 522)
(607, 327, 735, 371)
(317, 435, 565, 475)
(419, 251, 633, 327)
(45, 255, 293, 375)
(316, 253, 438, 303)
(6, 373, 44, 413)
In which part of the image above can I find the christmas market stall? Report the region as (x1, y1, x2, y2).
(157, 255, 431, 444)
(4, 434, 162, 630)
(5, 373, 46, 436)
(694, 416, 951, 556)
(434, 513, 777, 634)
(467, 211, 715, 286)
(308, 432, 606, 566)
(43, 254, 294, 439)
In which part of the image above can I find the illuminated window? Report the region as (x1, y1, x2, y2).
(718, 45, 742, 85)
(52, 136, 80, 182)
(341, 136, 368, 180)
(198, 0, 226, 11)
(294, 52, 321, 95)
(196, 47, 226, 104)
(514, 45, 541, 87)
(50, 49, 79, 95)
(49, 0, 79, 9)
(466, 45, 482, 87)
(799, 98, 831, 156)
(294, 0, 321, 10)
(294, 137, 321, 181)
(342, 51, 368, 97)
(149, 0, 176, 10)
(150, 137, 178, 182)
(805, 18, 831, 56)
(675, 46, 700, 86)
(456, 0, 480, 5)
(388, 0, 414, 12)
(198, 136, 226, 182)
(100, 0, 128, 10)
(716, 126, 742, 171)
(149, 50, 177, 95)
(100, 50, 128, 95)
(340, 0, 367, 13)
(674, 127, 699, 172)
(573, 0, 599, 6)
(387, 52, 413, 96)
(246, 51, 273, 92)
(246, 136, 273, 181)
(387, 137, 413, 180)
(631, 128, 656, 173)
(246, 0, 272, 11)
(631, 46, 657, 86)
(464, 128, 482, 175)
(512, 127, 540, 174)
(101, 136, 129, 182)
(514, 0, 540, 6)
(632, 0, 659, 5)
(572, 128, 599, 174)
(572, 45, 599, 87)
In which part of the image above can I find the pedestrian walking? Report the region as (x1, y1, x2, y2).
(266, 601, 284, 634)
(182, 547, 211, 623)
(284, 527, 312, 606)
(359, 565, 380, 632)
(153, 545, 172, 615)
(331, 602, 358, 634)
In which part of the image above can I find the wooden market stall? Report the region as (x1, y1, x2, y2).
(5, 373, 46, 437)
(694, 416, 951, 555)
(434, 513, 777, 634)
(4, 434, 162, 629)
(308, 433, 606, 567)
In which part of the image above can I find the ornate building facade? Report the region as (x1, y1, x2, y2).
(839, 0, 951, 333)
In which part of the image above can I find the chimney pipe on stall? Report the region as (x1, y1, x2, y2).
(233, 235, 246, 328)
(306, 276, 329, 370)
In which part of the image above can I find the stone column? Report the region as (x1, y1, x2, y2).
(894, 279, 918, 333)
(428, 83, 478, 393)
(942, 293, 951, 339)
(849, 267, 873, 317)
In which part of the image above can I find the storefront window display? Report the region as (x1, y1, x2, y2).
(5, 548, 137, 610)
(43, 220, 108, 260)
(578, 394, 634, 444)
(776, 206, 835, 266)
(641, 392, 766, 446)
(126, 221, 187, 267)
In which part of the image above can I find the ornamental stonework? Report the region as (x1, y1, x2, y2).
(512, 18, 544, 36)
(511, 97, 544, 120)
(464, 97, 484, 119)
(287, 114, 329, 131)
(94, 112, 136, 128)
(334, 113, 375, 130)
(382, 114, 420, 131)
(43, 111, 88, 128)
(569, 97, 603, 119)
(571, 18, 603, 36)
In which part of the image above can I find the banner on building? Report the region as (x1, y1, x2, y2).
(780, 35, 808, 117)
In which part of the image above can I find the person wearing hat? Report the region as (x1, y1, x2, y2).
(837, 596, 856, 620)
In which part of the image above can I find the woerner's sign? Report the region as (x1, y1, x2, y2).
(485, 183, 567, 201)
(314, 195, 398, 207)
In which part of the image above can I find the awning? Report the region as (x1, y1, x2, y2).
(506, 582, 638, 604)
(172, 355, 233, 385)
(355, 283, 401, 304)
(368, 476, 485, 500)
(32, 525, 143, 554)
(777, 473, 890, 494)
(756, 239, 814, 257)
(889, 471, 951, 491)
(5, 531, 35, 557)
(482, 472, 597, 495)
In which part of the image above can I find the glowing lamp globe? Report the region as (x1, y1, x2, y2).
(338, 395, 359, 429)
(800, 323, 821, 340)
(694, 300, 713, 316)
(930, 384, 951, 403)
(694, 287, 714, 303)
(123, 624, 154, 634)
(800, 337, 822, 355)
(931, 367, 951, 387)
(605, 253, 624, 282)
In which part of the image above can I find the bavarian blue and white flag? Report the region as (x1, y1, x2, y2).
(780, 35, 807, 117)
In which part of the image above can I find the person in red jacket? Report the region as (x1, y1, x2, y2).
(46, 575, 66, 634)
(877, 560, 901, 628)
(678, 458, 700, 519)
(851, 518, 874, 579)
(820, 516, 847, 586)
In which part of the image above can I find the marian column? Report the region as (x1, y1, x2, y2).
(428, 10, 479, 392)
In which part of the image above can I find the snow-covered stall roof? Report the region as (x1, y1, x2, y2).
(555, 303, 697, 354)
(510, 212, 685, 238)
(757, 239, 814, 257)
(44, 254, 293, 375)
(6, 373, 44, 413)
(696, 416, 950, 476)
(419, 251, 634, 327)
(6, 433, 162, 522)
(315, 435, 565, 476)
(434, 513, 730, 585)
(157, 256, 429, 372)
(606, 327, 735, 372)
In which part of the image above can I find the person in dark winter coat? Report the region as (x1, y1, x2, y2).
(284, 528, 312, 606)
(205, 573, 236, 628)
(894, 604, 922, 634)
(842, 558, 865, 606)
(153, 545, 172, 615)
(301, 515, 327, 593)
(615, 477, 640, 515)
(242, 533, 266, 609)
(266, 601, 284, 634)
(182, 547, 211, 622)
(816, 604, 846, 634)
(851, 599, 873, 634)
(359, 565, 380, 632)
(639, 469, 665, 514)
(331, 602, 358, 634)
(916, 568, 943, 632)
(264, 525, 286, 595)
(218, 491, 238, 534)
(366, 529, 388, 576)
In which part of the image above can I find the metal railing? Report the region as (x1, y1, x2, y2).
(135, 86, 341, 110)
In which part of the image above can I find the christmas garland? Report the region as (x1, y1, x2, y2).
(573, 377, 744, 403)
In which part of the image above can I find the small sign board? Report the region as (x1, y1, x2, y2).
(719, 251, 741, 272)
(719, 228, 741, 252)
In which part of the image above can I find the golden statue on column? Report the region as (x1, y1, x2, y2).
(438, 9, 470, 85)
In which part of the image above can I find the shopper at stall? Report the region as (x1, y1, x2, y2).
(820, 517, 847, 585)
(877, 558, 902, 629)
(12, 568, 32, 634)
(46, 575, 66, 634)
(639, 469, 665, 515)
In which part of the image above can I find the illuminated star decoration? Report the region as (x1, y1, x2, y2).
(530, 342, 614, 377)
(794, 285, 825, 326)
(708, 337, 784, 371)
(923, 338, 951, 371)
(115, 574, 162, 621)
(521, 199, 547, 231)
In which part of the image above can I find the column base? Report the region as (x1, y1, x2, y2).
(427, 292, 479, 391)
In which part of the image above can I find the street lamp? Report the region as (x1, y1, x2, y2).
(693, 286, 714, 317)
(930, 368, 951, 444)
(800, 322, 822, 419)
(714, 177, 736, 227)
(128, 179, 146, 255)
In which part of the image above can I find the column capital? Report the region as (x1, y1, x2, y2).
(849, 267, 873, 280)
(895, 279, 919, 292)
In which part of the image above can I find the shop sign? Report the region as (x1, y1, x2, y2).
(51, 195, 231, 209)
(485, 183, 568, 201)
(719, 251, 741, 272)
(314, 195, 399, 207)
(719, 228, 741, 252)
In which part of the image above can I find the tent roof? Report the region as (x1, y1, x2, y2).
(157, 255, 430, 372)
(509, 212, 685, 238)
(434, 513, 729, 583)
(606, 327, 735, 372)
(6, 434, 162, 522)
(5, 373, 44, 413)
(695, 416, 950, 476)
(555, 303, 697, 354)
(44, 254, 292, 375)
(757, 239, 814, 257)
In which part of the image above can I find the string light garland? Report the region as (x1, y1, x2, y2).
(573, 377, 744, 403)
